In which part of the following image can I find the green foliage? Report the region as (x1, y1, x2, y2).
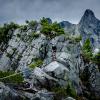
(6, 53, 12, 58)
(40, 17, 49, 26)
(29, 58, 43, 69)
(51, 81, 77, 99)
(82, 39, 100, 70)
(0, 71, 24, 84)
(51, 87, 67, 98)
(82, 39, 93, 62)
(0, 22, 19, 44)
(31, 32, 39, 39)
(20, 25, 27, 31)
(40, 17, 64, 39)
(16, 33, 21, 38)
(74, 35, 82, 42)
(27, 32, 40, 42)
(0, 71, 14, 78)
(52, 22, 65, 35)
(26, 20, 37, 29)
(66, 82, 77, 98)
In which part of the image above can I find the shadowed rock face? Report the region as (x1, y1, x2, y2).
(0, 82, 25, 100)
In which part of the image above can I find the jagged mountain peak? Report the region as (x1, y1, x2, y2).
(78, 9, 100, 48)
(84, 9, 95, 18)
(79, 9, 97, 24)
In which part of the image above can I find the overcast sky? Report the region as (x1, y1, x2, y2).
(0, 0, 100, 24)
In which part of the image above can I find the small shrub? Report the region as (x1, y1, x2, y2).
(40, 17, 65, 39)
(0, 22, 19, 44)
(17, 33, 21, 38)
(74, 35, 82, 42)
(0, 71, 14, 78)
(51, 86, 67, 99)
(20, 25, 27, 31)
(66, 82, 77, 98)
(29, 58, 43, 69)
(26, 20, 37, 30)
(6, 53, 12, 58)
(31, 32, 39, 39)
(82, 39, 93, 62)
(0, 71, 24, 84)
(51, 81, 77, 99)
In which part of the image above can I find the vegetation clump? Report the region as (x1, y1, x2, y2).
(51, 81, 77, 99)
(82, 38, 100, 67)
(26, 20, 37, 30)
(0, 71, 24, 84)
(74, 35, 82, 42)
(30, 32, 39, 39)
(29, 58, 43, 69)
(82, 38, 93, 62)
(20, 25, 28, 32)
(0, 22, 19, 44)
(40, 17, 65, 39)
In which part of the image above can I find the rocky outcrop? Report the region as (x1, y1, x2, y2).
(0, 82, 25, 100)
(59, 21, 80, 36)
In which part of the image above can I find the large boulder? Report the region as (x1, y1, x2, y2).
(43, 61, 69, 86)
(29, 67, 58, 89)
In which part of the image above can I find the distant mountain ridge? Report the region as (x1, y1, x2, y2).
(59, 9, 100, 50)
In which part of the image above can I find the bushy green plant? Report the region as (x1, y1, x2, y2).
(16, 33, 21, 38)
(6, 53, 12, 58)
(20, 25, 27, 31)
(0, 71, 14, 78)
(82, 38, 93, 62)
(0, 22, 19, 44)
(0, 71, 24, 84)
(51, 87, 67, 98)
(26, 20, 37, 29)
(31, 32, 39, 39)
(40, 17, 49, 26)
(51, 81, 77, 99)
(40, 17, 64, 39)
(29, 58, 43, 69)
(74, 35, 82, 42)
(66, 82, 77, 98)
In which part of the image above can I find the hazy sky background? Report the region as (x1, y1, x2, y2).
(0, 0, 100, 24)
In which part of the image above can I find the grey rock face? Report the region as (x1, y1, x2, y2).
(87, 63, 100, 97)
(59, 21, 80, 35)
(0, 82, 25, 100)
